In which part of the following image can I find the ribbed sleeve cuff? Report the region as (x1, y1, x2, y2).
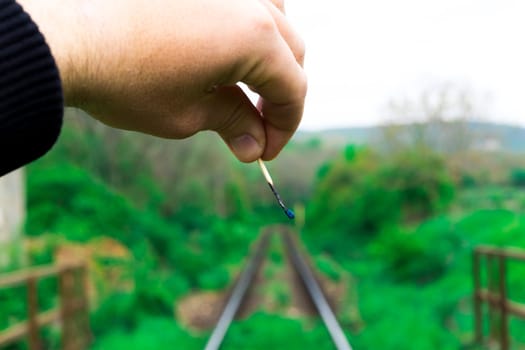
(0, 0, 64, 176)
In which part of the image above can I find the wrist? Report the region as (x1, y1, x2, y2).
(17, 0, 85, 106)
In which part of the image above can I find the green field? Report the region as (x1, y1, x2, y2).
(3, 113, 525, 349)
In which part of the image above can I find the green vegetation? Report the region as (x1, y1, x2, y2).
(4, 112, 525, 349)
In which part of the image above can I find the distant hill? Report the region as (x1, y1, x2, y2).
(468, 122, 525, 153)
(296, 126, 376, 147)
(296, 121, 525, 153)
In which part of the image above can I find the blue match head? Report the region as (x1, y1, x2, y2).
(285, 208, 295, 219)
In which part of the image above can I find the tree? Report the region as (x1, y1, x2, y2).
(377, 82, 495, 155)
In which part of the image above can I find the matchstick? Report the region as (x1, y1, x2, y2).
(257, 159, 295, 219)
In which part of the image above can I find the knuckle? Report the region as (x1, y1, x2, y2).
(295, 70, 308, 100)
(247, 11, 278, 40)
(272, 0, 285, 12)
(162, 110, 203, 139)
(162, 124, 196, 139)
(295, 36, 306, 64)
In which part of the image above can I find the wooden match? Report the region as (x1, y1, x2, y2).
(257, 159, 273, 185)
(257, 159, 295, 219)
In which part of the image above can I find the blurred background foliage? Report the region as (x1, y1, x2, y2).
(4, 105, 525, 349)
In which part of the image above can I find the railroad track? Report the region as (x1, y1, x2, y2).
(204, 226, 353, 350)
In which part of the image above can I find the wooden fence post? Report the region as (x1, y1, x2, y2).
(78, 265, 91, 348)
(59, 267, 74, 350)
(26, 277, 40, 350)
(487, 255, 497, 342)
(498, 255, 509, 350)
(473, 250, 482, 344)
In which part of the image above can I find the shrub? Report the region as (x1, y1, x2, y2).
(25, 163, 136, 243)
(369, 218, 458, 283)
(510, 168, 525, 187)
(306, 147, 455, 258)
(222, 313, 338, 350)
(91, 317, 206, 350)
(197, 266, 230, 290)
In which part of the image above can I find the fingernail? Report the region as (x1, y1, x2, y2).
(229, 134, 262, 161)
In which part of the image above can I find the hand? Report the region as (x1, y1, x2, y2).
(19, 0, 306, 162)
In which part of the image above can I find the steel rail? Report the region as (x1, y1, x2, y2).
(204, 231, 271, 350)
(204, 228, 353, 350)
(282, 231, 353, 350)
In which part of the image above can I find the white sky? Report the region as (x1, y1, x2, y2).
(285, 0, 525, 130)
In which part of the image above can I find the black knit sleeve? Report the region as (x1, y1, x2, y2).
(0, 0, 63, 176)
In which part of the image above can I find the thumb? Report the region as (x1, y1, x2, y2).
(203, 86, 266, 162)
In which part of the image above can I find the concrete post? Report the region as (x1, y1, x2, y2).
(0, 169, 26, 267)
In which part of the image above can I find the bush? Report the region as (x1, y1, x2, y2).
(25, 163, 136, 243)
(315, 255, 342, 282)
(510, 168, 525, 187)
(353, 285, 462, 350)
(369, 217, 459, 283)
(91, 317, 206, 350)
(222, 312, 340, 350)
(197, 266, 230, 290)
(91, 292, 138, 335)
(305, 147, 455, 258)
(456, 209, 519, 246)
(307, 148, 399, 240)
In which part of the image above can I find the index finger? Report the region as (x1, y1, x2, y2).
(256, 45, 307, 160)
(259, 0, 305, 66)
(245, 37, 307, 159)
